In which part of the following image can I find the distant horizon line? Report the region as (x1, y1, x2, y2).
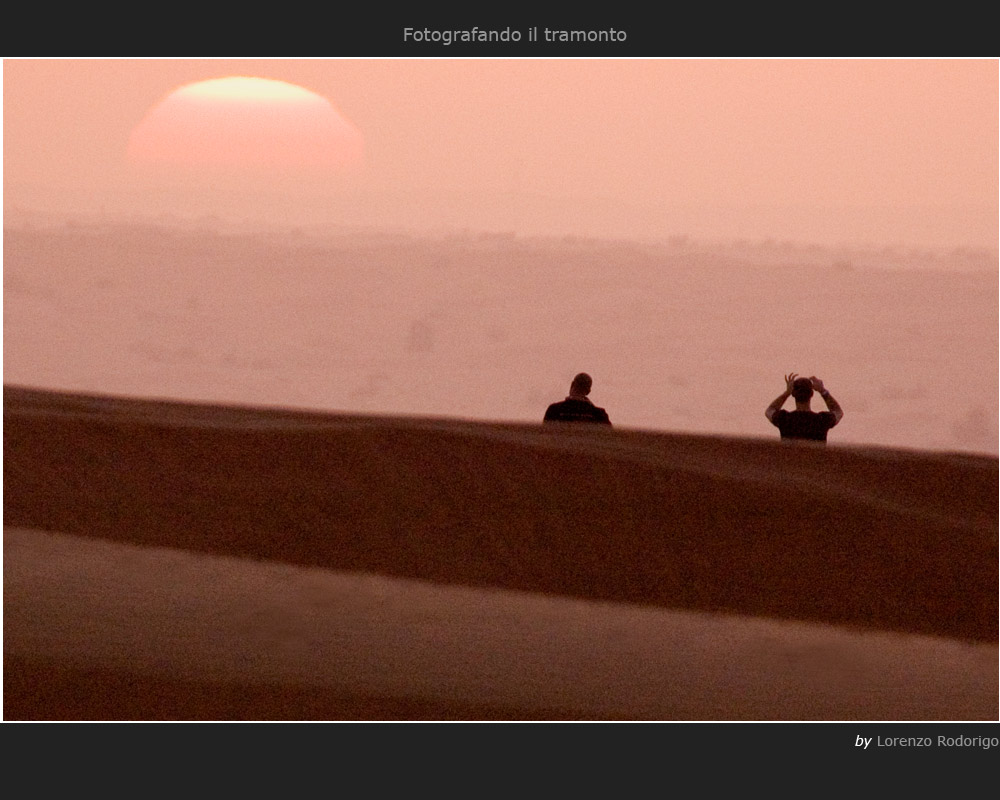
(4, 201, 997, 259)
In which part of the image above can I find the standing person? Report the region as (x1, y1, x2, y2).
(544, 372, 612, 425)
(765, 373, 843, 442)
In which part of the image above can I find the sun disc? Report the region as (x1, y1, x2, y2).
(127, 77, 365, 173)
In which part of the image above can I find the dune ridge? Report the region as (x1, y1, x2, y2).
(5, 384, 997, 645)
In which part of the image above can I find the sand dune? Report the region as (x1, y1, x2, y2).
(3, 385, 998, 720)
(5, 527, 996, 721)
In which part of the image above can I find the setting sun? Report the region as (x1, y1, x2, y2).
(127, 76, 365, 173)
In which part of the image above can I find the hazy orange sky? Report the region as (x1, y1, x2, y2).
(3, 58, 998, 248)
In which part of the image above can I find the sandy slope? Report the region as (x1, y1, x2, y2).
(5, 527, 996, 721)
(3, 385, 998, 720)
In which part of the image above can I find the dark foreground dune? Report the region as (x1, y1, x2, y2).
(6, 526, 996, 721)
(4, 385, 998, 720)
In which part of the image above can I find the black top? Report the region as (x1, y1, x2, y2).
(544, 398, 612, 425)
(770, 410, 838, 442)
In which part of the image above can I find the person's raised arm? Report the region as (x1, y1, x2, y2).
(765, 373, 796, 422)
(810, 377, 844, 424)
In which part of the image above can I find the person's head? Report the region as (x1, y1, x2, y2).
(791, 377, 814, 403)
(570, 372, 593, 397)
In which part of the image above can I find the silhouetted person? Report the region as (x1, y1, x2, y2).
(765, 373, 843, 442)
(544, 372, 612, 425)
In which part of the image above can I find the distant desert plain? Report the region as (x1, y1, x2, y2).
(3, 214, 996, 454)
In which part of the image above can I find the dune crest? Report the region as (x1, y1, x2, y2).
(5, 385, 997, 644)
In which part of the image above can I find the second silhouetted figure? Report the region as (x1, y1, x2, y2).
(544, 372, 612, 425)
(765, 373, 843, 442)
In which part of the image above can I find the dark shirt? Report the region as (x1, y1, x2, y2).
(770, 409, 837, 442)
(544, 398, 612, 425)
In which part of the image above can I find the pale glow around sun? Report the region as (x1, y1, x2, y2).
(127, 76, 365, 172)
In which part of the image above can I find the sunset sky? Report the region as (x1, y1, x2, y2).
(4, 58, 998, 248)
